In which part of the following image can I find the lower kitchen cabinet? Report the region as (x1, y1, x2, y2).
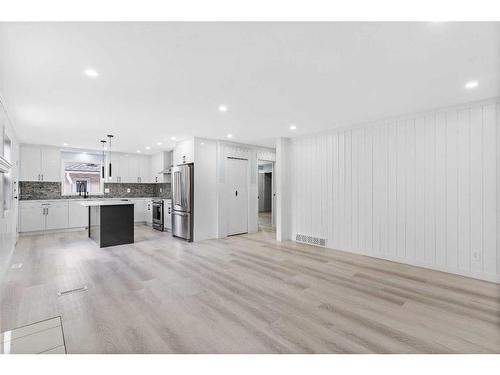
(19, 201, 69, 232)
(131, 199, 147, 222)
(69, 201, 89, 228)
(46, 204, 70, 230)
(19, 206, 45, 232)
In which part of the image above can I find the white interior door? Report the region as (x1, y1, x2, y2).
(227, 158, 248, 236)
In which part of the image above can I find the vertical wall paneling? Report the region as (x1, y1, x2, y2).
(424, 114, 436, 263)
(415, 117, 426, 262)
(406, 119, 417, 260)
(290, 99, 499, 282)
(387, 122, 398, 257)
(482, 104, 497, 276)
(470, 107, 483, 274)
(457, 108, 471, 271)
(435, 112, 447, 266)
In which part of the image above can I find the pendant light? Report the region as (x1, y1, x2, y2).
(100, 140, 107, 179)
(107, 134, 114, 179)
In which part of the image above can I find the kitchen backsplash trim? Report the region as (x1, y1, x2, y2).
(19, 181, 171, 200)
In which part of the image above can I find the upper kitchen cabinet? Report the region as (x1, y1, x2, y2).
(139, 155, 152, 183)
(107, 152, 152, 183)
(173, 139, 194, 165)
(20, 144, 61, 182)
(151, 151, 172, 183)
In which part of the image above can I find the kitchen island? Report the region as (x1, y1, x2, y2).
(79, 200, 135, 248)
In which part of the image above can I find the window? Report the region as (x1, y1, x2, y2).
(61, 151, 104, 195)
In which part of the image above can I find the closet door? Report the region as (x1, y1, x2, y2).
(227, 158, 248, 235)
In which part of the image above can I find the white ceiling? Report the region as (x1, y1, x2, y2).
(0, 22, 499, 153)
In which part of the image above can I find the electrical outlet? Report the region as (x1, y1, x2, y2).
(472, 249, 481, 261)
(127, 188, 131, 193)
(104, 188, 110, 193)
(160, 188, 162, 193)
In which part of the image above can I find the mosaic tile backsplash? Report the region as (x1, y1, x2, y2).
(20, 181, 171, 200)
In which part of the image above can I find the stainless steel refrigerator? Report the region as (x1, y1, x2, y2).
(171, 163, 194, 241)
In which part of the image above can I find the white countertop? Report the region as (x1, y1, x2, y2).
(78, 200, 136, 207)
(20, 197, 170, 203)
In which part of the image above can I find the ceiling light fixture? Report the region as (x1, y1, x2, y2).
(156, 142, 162, 146)
(145, 146, 151, 150)
(137, 150, 141, 153)
(465, 80, 478, 89)
(107, 134, 114, 178)
(289, 124, 297, 130)
(100, 140, 107, 178)
(171, 136, 177, 141)
(218, 105, 228, 113)
(227, 134, 233, 139)
(63, 142, 68, 146)
(84, 68, 98, 78)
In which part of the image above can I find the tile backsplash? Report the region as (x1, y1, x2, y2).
(20, 181, 171, 200)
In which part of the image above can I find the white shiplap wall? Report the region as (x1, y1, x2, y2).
(290, 99, 499, 283)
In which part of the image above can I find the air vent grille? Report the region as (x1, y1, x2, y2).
(295, 234, 327, 247)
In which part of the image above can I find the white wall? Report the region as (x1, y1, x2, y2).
(0, 96, 19, 275)
(193, 137, 218, 241)
(289, 98, 500, 283)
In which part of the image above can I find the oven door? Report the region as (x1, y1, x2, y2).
(152, 202, 163, 227)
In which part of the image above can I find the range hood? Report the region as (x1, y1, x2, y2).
(158, 165, 173, 174)
(0, 156, 12, 173)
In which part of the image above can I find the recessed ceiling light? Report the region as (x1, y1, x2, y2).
(137, 150, 141, 153)
(227, 134, 233, 139)
(171, 136, 177, 141)
(289, 124, 297, 130)
(84, 68, 98, 78)
(156, 142, 162, 146)
(145, 146, 151, 150)
(63, 142, 68, 146)
(218, 105, 228, 113)
(465, 80, 478, 89)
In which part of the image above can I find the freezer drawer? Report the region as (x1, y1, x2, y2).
(172, 211, 192, 241)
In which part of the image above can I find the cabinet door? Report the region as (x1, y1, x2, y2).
(46, 205, 69, 230)
(132, 200, 146, 222)
(118, 153, 131, 183)
(127, 154, 140, 183)
(40, 147, 61, 182)
(20, 145, 41, 181)
(139, 155, 152, 183)
(68, 202, 89, 228)
(19, 207, 44, 232)
(107, 152, 120, 182)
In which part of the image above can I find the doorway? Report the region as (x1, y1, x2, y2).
(257, 160, 274, 231)
(227, 157, 248, 236)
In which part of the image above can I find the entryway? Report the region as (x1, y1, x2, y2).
(257, 160, 274, 231)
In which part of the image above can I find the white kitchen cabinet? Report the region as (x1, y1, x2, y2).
(139, 155, 152, 183)
(20, 144, 42, 181)
(128, 154, 140, 183)
(45, 204, 70, 230)
(19, 201, 69, 232)
(41, 147, 62, 181)
(107, 152, 130, 183)
(131, 199, 147, 222)
(20, 206, 45, 232)
(152, 151, 172, 183)
(173, 139, 194, 165)
(20, 144, 61, 182)
(68, 201, 89, 228)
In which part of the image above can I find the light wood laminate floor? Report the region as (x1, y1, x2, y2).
(1, 225, 499, 353)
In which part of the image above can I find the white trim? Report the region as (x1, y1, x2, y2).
(0, 155, 12, 173)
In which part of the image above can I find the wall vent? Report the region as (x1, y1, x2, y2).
(295, 234, 327, 247)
